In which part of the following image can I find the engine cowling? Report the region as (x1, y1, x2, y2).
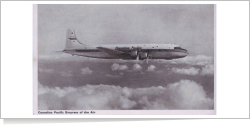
(140, 52, 148, 59)
(130, 50, 138, 57)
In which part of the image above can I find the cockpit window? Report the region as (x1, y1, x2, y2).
(174, 47, 187, 51)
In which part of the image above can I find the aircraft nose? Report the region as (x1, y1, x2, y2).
(182, 51, 188, 57)
(176, 51, 188, 58)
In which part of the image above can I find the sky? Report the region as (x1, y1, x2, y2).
(37, 4, 215, 111)
(38, 4, 214, 56)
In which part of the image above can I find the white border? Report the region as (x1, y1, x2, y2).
(1, 1, 249, 118)
(33, 4, 38, 116)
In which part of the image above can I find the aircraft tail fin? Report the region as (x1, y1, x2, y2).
(65, 28, 85, 50)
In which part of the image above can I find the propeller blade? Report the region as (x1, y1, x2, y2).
(136, 55, 139, 63)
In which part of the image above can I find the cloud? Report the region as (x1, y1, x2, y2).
(39, 68, 54, 73)
(146, 65, 156, 72)
(38, 83, 76, 98)
(38, 80, 213, 110)
(173, 55, 213, 66)
(81, 67, 93, 75)
(166, 80, 213, 109)
(119, 65, 129, 70)
(60, 71, 73, 77)
(171, 65, 214, 76)
(132, 64, 142, 71)
(200, 65, 214, 76)
(111, 63, 129, 71)
(38, 83, 50, 95)
(155, 55, 213, 66)
(111, 63, 119, 70)
(172, 67, 200, 76)
(105, 74, 121, 78)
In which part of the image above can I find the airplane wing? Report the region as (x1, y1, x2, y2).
(96, 47, 124, 55)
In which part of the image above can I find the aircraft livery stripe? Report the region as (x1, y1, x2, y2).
(69, 38, 78, 40)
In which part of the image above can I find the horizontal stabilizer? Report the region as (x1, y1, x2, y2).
(97, 47, 124, 55)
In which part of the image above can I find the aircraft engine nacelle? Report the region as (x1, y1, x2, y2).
(140, 52, 148, 59)
(130, 50, 138, 57)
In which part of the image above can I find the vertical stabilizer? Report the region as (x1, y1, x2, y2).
(64, 28, 85, 50)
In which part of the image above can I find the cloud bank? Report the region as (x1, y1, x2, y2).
(146, 65, 156, 72)
(200, 65, 214, 76)
(105, 74, 122, 78)
(132, 64, 142, 71)
(60, 71, 73, 77)
(111, 63, 129, 71)
(39, 68, 54, 73)
(172, 55, 214, 66)
(171, 67, 200, 76)
(155, 55, 214, 66)
(38, 80, 213, 110)
(81, 67, 93, 75)
(171, 65, 214, 76)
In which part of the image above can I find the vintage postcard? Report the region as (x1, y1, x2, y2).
(33, 4, 216, 115)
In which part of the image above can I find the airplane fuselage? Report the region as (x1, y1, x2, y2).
(63, 44, 188, 60)
(62, 29, 188, 61)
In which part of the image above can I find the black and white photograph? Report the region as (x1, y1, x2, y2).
(35, 4, 215, 114)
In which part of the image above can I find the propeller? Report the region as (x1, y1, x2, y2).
(131, 47, 141, 63)
(146, 50, 149, 64)
(136, 55, 139, 63)
(134, 47, 139, 63)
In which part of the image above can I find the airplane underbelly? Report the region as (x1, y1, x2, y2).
(66, 50, 186, 60)
(74, 52, 108, 58)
